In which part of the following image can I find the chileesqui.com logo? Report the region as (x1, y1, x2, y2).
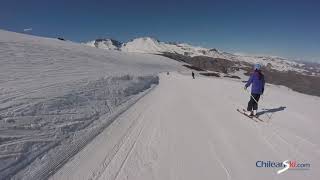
(256, 160, 311, 174)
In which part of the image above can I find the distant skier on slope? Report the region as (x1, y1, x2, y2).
(192, 71, 195, 79)
(244, 64, 265, 116)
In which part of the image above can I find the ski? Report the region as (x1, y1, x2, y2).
(254, 116, 264, 122)
(242, 109, 264, 122)
(236, 109, 258, 122)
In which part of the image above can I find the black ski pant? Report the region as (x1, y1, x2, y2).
(247, 93, 261, 111)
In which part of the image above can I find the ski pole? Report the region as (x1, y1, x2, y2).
(245, 88, 272, 120)
(245, 89, 259, 104)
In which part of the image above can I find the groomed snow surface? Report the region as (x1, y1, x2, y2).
(51, 72, 320, 180)
(0, 30, 181, 179)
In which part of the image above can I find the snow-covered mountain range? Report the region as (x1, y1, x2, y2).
(85, 38, 122, 50)
(84, 37, 315, 73)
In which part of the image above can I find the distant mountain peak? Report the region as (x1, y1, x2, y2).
(209, 48, 218, 52)
(127, 37, 160, 43)
(85, 38, 122, 50)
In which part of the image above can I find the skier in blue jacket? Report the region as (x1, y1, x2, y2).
(244, 64, 265, 116)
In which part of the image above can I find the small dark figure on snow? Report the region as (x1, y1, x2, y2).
(167, 72, 169, 75)
(192, 71, 195, 79)
(244, 64, 265, 116)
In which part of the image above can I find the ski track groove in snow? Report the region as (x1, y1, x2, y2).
(112, 111, 148, 180)
(251, 111, 320, 161)
(94, 94, 158, 180)
(246, 113, 320, 164)
(208, 141, 232, 180)
(271, 126, 320, 160)
(90, 103, 151, 180)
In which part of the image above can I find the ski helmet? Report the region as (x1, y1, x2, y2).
(254, 64, 261, 70)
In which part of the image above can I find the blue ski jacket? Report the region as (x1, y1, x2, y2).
(245, 70, 265, 94)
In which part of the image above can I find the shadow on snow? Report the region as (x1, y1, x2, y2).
(257, 106, 286, 116)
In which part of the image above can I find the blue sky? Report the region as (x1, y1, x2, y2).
(1, 0, 319, 62)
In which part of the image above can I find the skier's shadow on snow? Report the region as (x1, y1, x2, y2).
(257, 106, 286, 116)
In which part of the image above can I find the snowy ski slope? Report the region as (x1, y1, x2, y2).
(0, 30, 182, 179)
(1, 29, 319, 179)
(51, 72, 320, 180)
